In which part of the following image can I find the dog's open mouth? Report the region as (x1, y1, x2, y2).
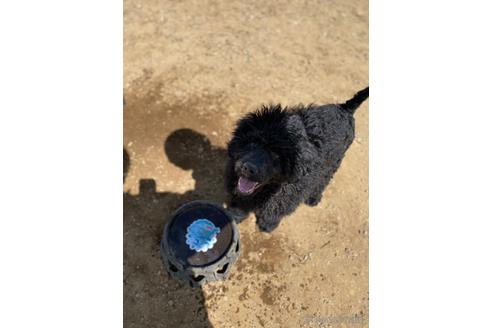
(237, 176, 259, 195)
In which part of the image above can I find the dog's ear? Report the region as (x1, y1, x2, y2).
(284, 116, 318, 182)
(285, 115, 308, 139)
(226, 136, 240, 159)
(285, 115, 310, 143)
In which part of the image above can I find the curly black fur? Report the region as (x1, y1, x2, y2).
(225, 87, 369, 232)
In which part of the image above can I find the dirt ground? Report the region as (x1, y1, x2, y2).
(124, 0, 368, 327)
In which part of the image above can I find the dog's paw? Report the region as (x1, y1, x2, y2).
(305, 195, 322, 207)
(257, 218, 280, 233)
(258, 223, 276, 233)
(227, 207, 248, 223)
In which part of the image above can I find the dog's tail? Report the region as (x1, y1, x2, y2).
(340, 86, 369, 115)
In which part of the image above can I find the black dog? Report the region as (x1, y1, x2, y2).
(225, 87, 369, 232)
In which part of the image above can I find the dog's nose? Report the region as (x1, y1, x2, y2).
(241, 162, 257, 176)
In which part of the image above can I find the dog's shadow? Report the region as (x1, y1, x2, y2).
(123, 129, 228, 328)
(164, 128, 228, 203)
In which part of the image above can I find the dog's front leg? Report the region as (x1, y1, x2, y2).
(255, 187, 302, 232)
(256, 209, 282, 232)
(227, 206, 249, 223)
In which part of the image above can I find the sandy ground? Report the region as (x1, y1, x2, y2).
(124, 0, 368, 327)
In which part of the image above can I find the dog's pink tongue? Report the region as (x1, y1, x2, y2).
(238, 177, 257, 193)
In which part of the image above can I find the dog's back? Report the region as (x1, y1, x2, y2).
(297, 87, 368, 162)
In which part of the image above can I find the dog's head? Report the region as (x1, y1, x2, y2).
(227, 105, 299, 196)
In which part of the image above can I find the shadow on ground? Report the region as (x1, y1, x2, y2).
(123, 129, 228, 328)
